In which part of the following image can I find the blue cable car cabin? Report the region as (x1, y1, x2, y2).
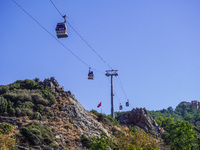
(126, 100, 129, 107)
(88, 71, 94, 80)
(56, 22, 68, 38)
(119, 104, 123, 110)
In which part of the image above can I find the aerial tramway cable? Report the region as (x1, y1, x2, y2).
(116, 76, 133, 109)
(50, 0, 63, 17)
(50, 0, 134, 110)
(13, 0, 133, 110)
(12, 0, 90, 69)
(50, 0, 113, 70)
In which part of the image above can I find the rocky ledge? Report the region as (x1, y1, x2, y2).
(117, 107, 162, 136)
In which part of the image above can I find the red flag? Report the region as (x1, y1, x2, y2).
(97, 102, 102, 108)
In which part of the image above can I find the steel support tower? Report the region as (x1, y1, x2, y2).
(105, 70, 118, 119)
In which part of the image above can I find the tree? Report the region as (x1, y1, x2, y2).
(0, 97, 8, 114)
(0, 85, 9, 94)
(0, 123, 13, 134)
(155, 116, 164, 127)
(114, 127, 160, 149)
(161, 117, 174, 131)
(0, 133, 17, 149)
(184, 113, 193, 122)
(0, 129, 17, 149)
(89, 132, 113, 150)
(164, 121, 198, 149)
(167, 107, 173, 113)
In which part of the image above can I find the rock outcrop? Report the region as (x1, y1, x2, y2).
(42, 77, 109, 149)
(117, 107, 161, 136)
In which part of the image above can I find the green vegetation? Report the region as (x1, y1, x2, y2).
(90, 109, 119, 126)
(18, 121, 57, 148)
(149, 103, 200, 127)
(0, 123, 17, 149)
(1, 78, 200, 149)
(163, 121, 198, 149)
(149, 104, 200, 123)
(81, 130, 160, 150)
(89, 111, 161, 150)
(149, 103, 200, 149)
(0, 123, 13, 134)
(0, 78, 60, 149)
(82, 132, 114, 150)
(0, 131, 17, 149)
(0, 79, 57, 119)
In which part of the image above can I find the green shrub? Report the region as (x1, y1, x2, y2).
(16, 100, 22, 108)
(3, 93, 17, 101)
(31, 93, 48, 105)
(89, 132, 113, 150)
(17, 79, 37, 89)
(15, 107, 21, 116)
(33, 112, 42, 120)
(34, 78, 40, 83)
(0, 85, 9, 95)
(22, 108, 33, 116)
(8, 79, 38, 91)
(8, 107, 16, 116)
(19, 122, 54, 146)
(49, 143, 59, 150)
(9, 82, 21, 90)
(24, 101, 34, 108)
(3, 93, 32, 103)
(90, 110, 119, 126)
(29, 128, 41, 136)
(17, 93, 32, 102)
(7, 100, 14, 111)
(90, 109, 98, 116)
(44, 144, 59, 150)
(129, 126, 137, 133)
(20, 127, 41, 145)
(43, 146, 52, 150)
(81, 135, 91, 149)
(40, 89, 56, 104)
(27, 122, 53, 143)
(0, 97, 8, 113)
(35, 104, 45, 113)
(0, 123, 13, 134)
(43, 133, 53, 144)
(107, 115, 119, 126)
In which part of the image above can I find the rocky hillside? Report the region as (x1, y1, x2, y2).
(0, 77, 165, 150)
(117, 108, 163, 136)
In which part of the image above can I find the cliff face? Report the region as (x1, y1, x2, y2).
(117, 108, 162, 136)
(44, 77, 109, 138)
(50, 91, 109, 149)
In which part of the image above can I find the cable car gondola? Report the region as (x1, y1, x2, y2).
(88, 68, 94, 80)
(56, 15, 68, 38)
(119, 103, 123, 110)
(126, 100, 129, 107)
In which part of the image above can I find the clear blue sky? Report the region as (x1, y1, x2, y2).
(1, 0, 200, 114)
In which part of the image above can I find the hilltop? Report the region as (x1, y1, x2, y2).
(0, 77, 167, 150)
(0, 77, 110, 149)
(3, 77, 200, 149)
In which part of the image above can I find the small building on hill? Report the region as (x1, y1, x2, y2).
(180, 100, 199, 110)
